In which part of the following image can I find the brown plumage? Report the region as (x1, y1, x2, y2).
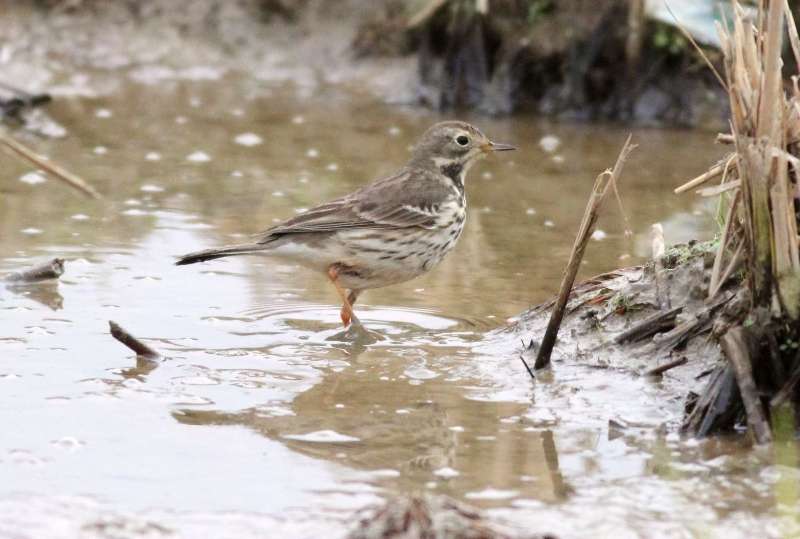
(176, 121, 515, 326)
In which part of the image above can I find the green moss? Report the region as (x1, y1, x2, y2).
(651, 22, 689, 56)
(661, 239, 718, 269)
(527, 0, 554, 25)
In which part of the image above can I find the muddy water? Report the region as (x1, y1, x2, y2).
(1, 79, 797, 538)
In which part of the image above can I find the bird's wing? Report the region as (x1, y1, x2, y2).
(256, 169, 453, 242)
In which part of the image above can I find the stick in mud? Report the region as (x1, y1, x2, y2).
(721, 327, 772, 445)
(645, 355, 688, 377)
(613, 305, 682, 345)
(0, 130, 102, 199)
(109, 321, 160, 358)
(533, 136, 635, 370)
(5, 258, 64, 283)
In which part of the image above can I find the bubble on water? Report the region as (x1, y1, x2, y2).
(306, 148, 319, 158)
(145, 151, 161, 161)
(404, 365, 437, 380)
(591, 229, 607, 241)
(186, 151, 211, 162)
(335, 404, 345, 409)
(464, 488, 518, 500)
(124, 199, 142, 206)
(326, 163, 339, 171)
(544, 219, 555, 227)
(370, 469, 400, 478)
(282, 430, 360, 443)
(140, 184, 164, 193)
(8, 449, 47, 467)
(482, 171, 493, 180)
(425, 481, 437, 489)
(539, 134, 560, 153)
(175, 115, 188, 125)
(433, 467, 460, 478)
(50, 437, 86, 452)
(231, 170, 243, 177)
(525, 208, 536, 215)
(21, 227, 42, 235)
(19, 172, 46, 185)
(525, 407, 557, 425)
(388, 126, 401, 136)
(27, 326, 51, 336)
(71, 214, 90, 221)
(180, 375, 218, 386)
(122, 209, 147, 216)
(448, 426, 465, 432)
(95, 108, 112, 118)
(512, 499, 543, 509)
(272, 191, 285, 197)
(395, 409, 410, 415)
(552, 154, 565, 163)
(93, 146, 108, 155)
(291, 115, 305, 124)
(234, 132, 263, 147)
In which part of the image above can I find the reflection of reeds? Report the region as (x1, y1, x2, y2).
(677, 1, 800, 443)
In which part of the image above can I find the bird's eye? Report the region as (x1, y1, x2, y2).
(455, 135, 470, 146)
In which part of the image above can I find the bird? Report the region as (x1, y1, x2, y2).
(175, 121, 515, 327)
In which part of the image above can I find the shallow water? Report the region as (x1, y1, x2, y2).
(2, 78, 797, 538)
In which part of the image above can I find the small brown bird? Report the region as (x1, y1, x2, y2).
(176, 121, 515, 326)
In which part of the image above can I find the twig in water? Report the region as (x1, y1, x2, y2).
(0, 130, 101, 199)
(519, 339, 536, 379)
(5, 258, 64, 283)
(109, 321, 160, 358)
(534, 136, 635, 370)
(645, 355, 688, 377)
(519, 354, 535, 379)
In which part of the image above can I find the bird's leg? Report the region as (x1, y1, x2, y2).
(327, 265, 354, 327)
(346, 290, 362, 326)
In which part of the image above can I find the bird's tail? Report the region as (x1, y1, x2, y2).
(175, 243, 268, 266)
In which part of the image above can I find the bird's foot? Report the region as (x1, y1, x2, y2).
(340, 306, 353, 327)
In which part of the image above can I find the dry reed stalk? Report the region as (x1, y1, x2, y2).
(0, 130, 101, 199)
(534, 136, 635, 370)
(682, 0, 800, 316)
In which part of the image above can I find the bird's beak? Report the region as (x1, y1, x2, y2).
(483, 141, 516, 152)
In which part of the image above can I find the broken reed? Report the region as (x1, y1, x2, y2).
(533, 136, 634, 370)
(675, 0, 800, 443)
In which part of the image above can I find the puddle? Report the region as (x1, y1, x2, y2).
(2, 77, 796, 538)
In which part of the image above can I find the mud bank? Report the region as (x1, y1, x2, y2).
(510, 242, 724, 410)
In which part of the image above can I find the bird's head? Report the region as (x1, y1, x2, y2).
(409, 121, 515, 178)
